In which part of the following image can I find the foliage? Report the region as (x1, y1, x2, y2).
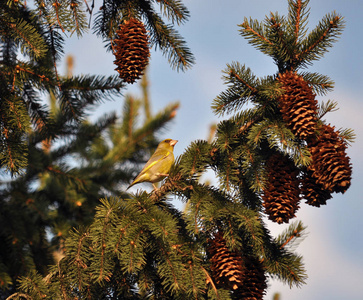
(0, 0, 193, 175)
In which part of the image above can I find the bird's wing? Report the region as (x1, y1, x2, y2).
(137, 150, 171, 176)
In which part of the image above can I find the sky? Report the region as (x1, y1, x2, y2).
(60, 1, 363, 299)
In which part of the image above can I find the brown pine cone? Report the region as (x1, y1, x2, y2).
(113, 18, 150, 84)
(262, 153, 300, 224)
(277, 71, 318, 140)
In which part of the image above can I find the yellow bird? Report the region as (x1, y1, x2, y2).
(127, 139, 178, 190)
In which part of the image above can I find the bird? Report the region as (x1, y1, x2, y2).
(127, 139, 178, 190)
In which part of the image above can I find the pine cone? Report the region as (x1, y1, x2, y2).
(307, 124, 352, 194)
(301, 170, 332, 207)
(207, 232, 245, 290)
(277, 71, 318, 140)
(262, 153, 300, 224)
(234, 256, 267, 300)
(113, 18, 150, 84)
(207, 233, 266, 299)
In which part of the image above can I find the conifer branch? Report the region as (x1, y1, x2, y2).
(212, 63, 258, 116)
(9, 17, 48, 59)
(46, 166, 86, 189)
(5, 293, 32, 300)
(74, 231, 90, 290)
(297, 13, 345, 66)
(269, 14, 288, 48)
(300, 71, 334, 95)
(155, 0, 190, 25)
(15, 64, 51, 82)
(293, 0, 302, 42)
(55, 263, 69, 300)
(202, 266, 221, 300)
(337, 127, 355, 146)
(230, 68, 258, 95)
(276, 221, 307, 251)
(97, 207, 112, 282)
(155, 240, 181, 292)
(288, 0, 310, 45)
(52, 1, 65, 33)
(240, 17, 274, 47)
(280, 230, 299, 249)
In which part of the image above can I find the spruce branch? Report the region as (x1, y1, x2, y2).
(5, 293, 32, 300)
(58, 74, 124, 120)
(138, 0, 194, 71)
(130, 101, 179, 145)
(155, 0, 190, 25)
(268, 251, 307, 288)
(69, 0, 88, 36)
(178, 140, 213, 177)
(212, 62, 258, 116)
(239, 16, 274, 52)
(287, 0, 310, 45)
(93, 0, 194, 71)
(300, 71, 334, 95)
(45, 25, 65, 68)
(14, 63, 52, 84)
(276, 220, 307, 251)
(149, 169, 194, 202)
(8, 17, 48, 59)
(265, 12, 295, 70)
(147, 17, 194, 71)
(16, 270, 49, 300)
(317, 99, 339, 119)
(297, 12, 345, 67)
(202, 266, 222, 300)
(0, 125, 28, 174)
(45, 165, 86, 190)
(337, 127, 355, 146)
(121, 95, 140, 140)
(63, 227, 91, 292)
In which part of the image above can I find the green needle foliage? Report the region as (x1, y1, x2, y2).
(2, 0, 355, 299)
(0, 66, 180, 296)
(0, 0, 193, 175)
(94, 0, 195, 71)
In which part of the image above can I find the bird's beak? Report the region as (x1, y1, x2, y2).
(170, 139, 178, 146)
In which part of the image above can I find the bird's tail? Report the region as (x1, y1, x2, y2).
(126, 179, 138, 190)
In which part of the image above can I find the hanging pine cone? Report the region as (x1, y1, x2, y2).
(234, 256, 267, 300)
(207, 232, 267, 299)
(277, 71, 318, 140)
(262, 153, 300, 224)
(207, 232, 245, 290)
(301, 170, 332, 207)
(113, 18, 150, 84)
(307, 124, 352, 194)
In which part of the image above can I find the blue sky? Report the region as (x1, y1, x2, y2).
(61, 1, 363, 299)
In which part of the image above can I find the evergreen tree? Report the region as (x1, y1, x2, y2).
(0, 63, 179, 297)
(2, 0, 355, 299)
(0, 0, 190, 297)
(0, 0, 193, 175)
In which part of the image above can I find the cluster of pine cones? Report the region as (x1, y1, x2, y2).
(262, 71, 352, 224)
(113, 18, 150, 84)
